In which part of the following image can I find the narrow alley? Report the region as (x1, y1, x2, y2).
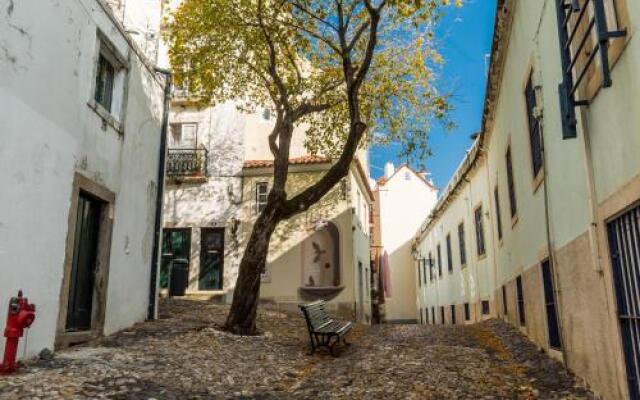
(0, 299, 592, 399)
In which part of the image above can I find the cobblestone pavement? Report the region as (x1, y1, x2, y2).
(0, 299, 593, 399)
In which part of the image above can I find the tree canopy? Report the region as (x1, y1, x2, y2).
(165, 0, 459, 167)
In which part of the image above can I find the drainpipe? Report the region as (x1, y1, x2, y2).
(148, 67, 172, 320)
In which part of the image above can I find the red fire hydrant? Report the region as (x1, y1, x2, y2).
(0, 290, 36, 374)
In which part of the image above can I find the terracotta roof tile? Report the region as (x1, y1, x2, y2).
(243, 155, 331, 169)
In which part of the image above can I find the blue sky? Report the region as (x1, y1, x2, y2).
(369, 0, 497, 189)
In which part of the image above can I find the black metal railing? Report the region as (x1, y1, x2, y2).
(167, 148, 208, 177)
(556, 0, 626, 139)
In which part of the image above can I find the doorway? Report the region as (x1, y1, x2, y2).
(66, 192, 103, 332)
(161, 228, 192, 289)
(199, 228, 224, 290)
(607, 203, 640, 400)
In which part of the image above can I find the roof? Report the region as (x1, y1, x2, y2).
(414, 0, 513, 245)
(243, 155, 331, 169)
(376, 164, 437, 191)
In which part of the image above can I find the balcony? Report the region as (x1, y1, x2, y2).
(166, 148, 208, 183)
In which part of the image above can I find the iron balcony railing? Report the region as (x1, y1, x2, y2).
(167, 148, 208, 178)
(555, 0, 626, 139)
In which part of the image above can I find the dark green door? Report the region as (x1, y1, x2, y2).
(66, 193, 102, 332)
(199, 228, 224, 290)
(161, 228, 191, 289)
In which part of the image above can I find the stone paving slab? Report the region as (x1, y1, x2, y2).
(0, 299, 593, 399)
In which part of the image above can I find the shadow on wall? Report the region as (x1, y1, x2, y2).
(380, 238, 418, 321)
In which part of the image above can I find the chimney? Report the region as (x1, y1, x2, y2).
(384, 162, 395, 179)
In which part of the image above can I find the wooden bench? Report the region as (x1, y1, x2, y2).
(299, 300, 353, 356)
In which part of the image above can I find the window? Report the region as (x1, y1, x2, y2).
(458, 223, 467, 266)
(255, 182, 269, 214)
(506, 147, 518, 219)
(417, 262, 422, 287)
(494, 187, 503, 241)
(542, 259, 562, 349)
(525, 73, 543, 178)
(481, 300, 490, 315)
(464, 303, 470, 321)
(95, 53, 115, 111)
(428, 252, 434, 282)
(431, 306, 435, 324)
(517, 275, 526, 326)
(404, 171, 411, 181)
(555, 0, 629, 138)
(502, 285, 508, 315)
(169, 123, 198, 148)
(451, 305, 456, 325)
(440, 306, 445, 324)
(474, 206, 486, 256)
(422, 259, 427, 285)
(92, 33, 127, 126)
(437, 244, 442, 277)
(446, 234, 453, 273)
(420, 308, 424, 324)
(262, 107, 271, 120)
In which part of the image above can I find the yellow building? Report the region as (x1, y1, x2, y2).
(414, 0, 640, 398)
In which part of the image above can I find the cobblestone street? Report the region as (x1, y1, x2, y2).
(0, 299, 593, 399)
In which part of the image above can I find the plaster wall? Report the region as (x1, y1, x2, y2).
(242, 166, 371, 321)
(0, 0, 164, 358)
(414, 1, 640, 397)
(378, 166, 437, 322)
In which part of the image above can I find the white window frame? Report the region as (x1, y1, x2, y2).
(169, 122, 198, 148)
(89, 31, 129, 133)
(255, 182, 269, 214)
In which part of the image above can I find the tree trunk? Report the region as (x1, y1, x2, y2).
(224, 204, 280, 334)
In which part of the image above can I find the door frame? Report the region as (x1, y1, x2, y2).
(199, 227, 225, 291)
(56, 173, 115, 349)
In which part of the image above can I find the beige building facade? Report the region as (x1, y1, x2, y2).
(376, 163, 438, 323)
(414, 1, 640, 399)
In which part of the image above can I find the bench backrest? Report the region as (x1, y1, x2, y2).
(299, 300, 331, 331)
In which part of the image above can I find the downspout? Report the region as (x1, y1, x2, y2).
(532, 6, 570, 363)
(148, 67, 172, 320)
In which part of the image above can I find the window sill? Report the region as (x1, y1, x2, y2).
(477, 253, 487, 261)
(511, 215, 519, 229)
(87, 100, 123, 135)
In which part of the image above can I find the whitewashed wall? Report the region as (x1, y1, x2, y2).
(0, 0, 164, 358)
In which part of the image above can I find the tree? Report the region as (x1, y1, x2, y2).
(165, 0, 459, 334)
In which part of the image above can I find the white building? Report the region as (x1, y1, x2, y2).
(375, 163, 438, 323)
(0, 0, 166, 357)
(414, 0, 640, 398)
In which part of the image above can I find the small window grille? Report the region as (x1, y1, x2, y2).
(555, 0, 627, 138)
(464, 303, 470, 321)
(451, 305, 456, 325)
(440, 306, 445, 325)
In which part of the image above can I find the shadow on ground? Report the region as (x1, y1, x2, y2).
(0, 299, 593, 399)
